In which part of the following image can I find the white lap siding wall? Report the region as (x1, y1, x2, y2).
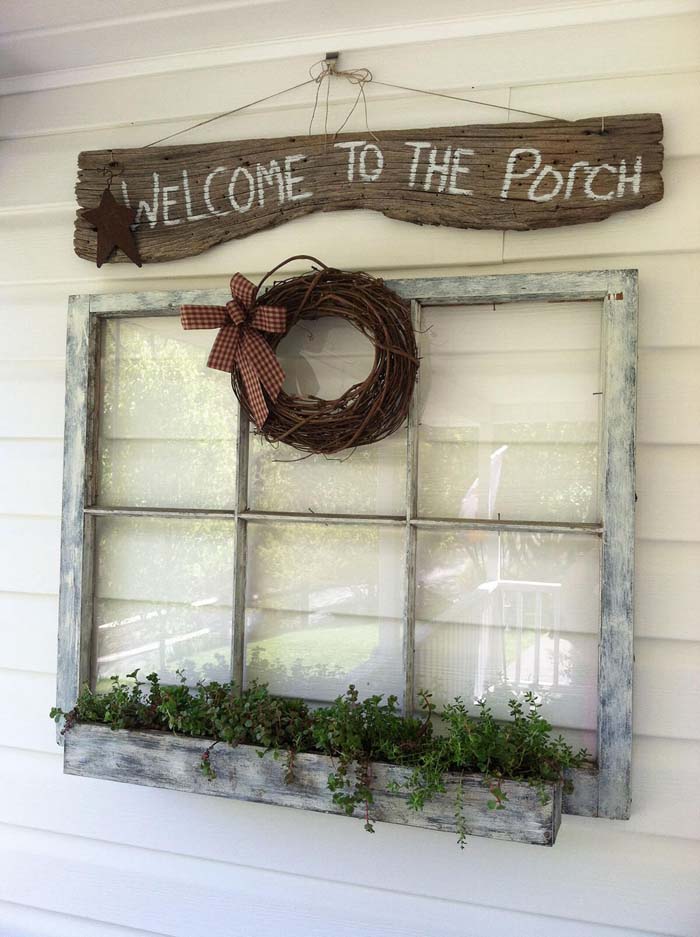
(0, 9, 699, 937)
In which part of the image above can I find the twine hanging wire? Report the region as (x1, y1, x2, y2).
(141, 58, 568, 149)
(308, 59, 379, 143)
(144, 77, 317, 147)
(370, 78, 559, 122)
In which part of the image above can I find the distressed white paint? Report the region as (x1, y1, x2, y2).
(1, 7, 700, 937)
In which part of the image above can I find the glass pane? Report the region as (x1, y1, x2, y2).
(417, 301, 602, 522)
(245, 522, 404, 702)
(415, 529, 600, 752)
(249, 315, 406, 515)
(97, 317, 238, 509)
(93, 515, 235, 688)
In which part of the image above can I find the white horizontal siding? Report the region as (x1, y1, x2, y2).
(0, 900, 167, 937)
(636, 540, 700, 641)
(0, 10, 699, 937)
(0, 822, 698, 937)
(0, 594, 58, 674)
(0, 517, 60, 594)
(2, 12, 698, 139)
(3, 0, 697, 94)
(0, 441, 63, 515)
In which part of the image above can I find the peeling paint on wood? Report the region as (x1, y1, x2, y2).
(55, 297, 95, 742)
(64, 724, 562, 845)
(597, 271, 637, 820)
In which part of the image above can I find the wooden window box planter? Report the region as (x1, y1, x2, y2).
(64, 724, 563, 846)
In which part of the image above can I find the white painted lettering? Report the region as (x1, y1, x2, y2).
(448, 148, 474, 196)
(284, 154, 313, 201)
(405, 142, 432, 188)
(121, 172, 160, 227)
(204, 167, 231, 217)
(528, 165, 564, 202)
(584, 164, 617, 200)
(334, 140, 366, 182)
(500, 148, 542, 199)
(564, 161, 590, 199)
(256, 159, 285, 207)
(228, 166, 256, 213)
(424, 146, 453, 192)
(120, 181, 132, 208)
(162, 185, 182, 226)
(616, 155, 643, 197)
(358, 144, 384, 182)
(182, 169, 208, 222)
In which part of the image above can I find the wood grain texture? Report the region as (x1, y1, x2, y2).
(402, 300, 422, 713)
(231, 411, 249, 692)
(64, 723, 562, 845)
(74, 115, 663, 264)
(85, 269, 621, 313)
(55, 296, 94, 740)
(597, 272, 637, 819)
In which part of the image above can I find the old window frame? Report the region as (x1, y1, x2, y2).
(56, 269, 637, 821)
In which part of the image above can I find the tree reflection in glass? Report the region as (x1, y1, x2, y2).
(245, 522, 404, 704)
(93, 516, 235, 690)
(98, 317, 238, 509)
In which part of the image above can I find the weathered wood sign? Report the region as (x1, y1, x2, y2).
(75, 113, 663, 264)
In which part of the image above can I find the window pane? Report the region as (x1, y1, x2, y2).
(415, 529, 599, 752)
(93, 515, 234, 688)
(417, 302, 602, 522)
(245, 522, 404, 702)
(97, 317, 238, 509)
(249, 315, 406, 515)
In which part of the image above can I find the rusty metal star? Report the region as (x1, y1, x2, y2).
(82, 187, 142, 268)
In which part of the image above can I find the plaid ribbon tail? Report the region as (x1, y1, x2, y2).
(237, 330, 286, 428)
(180, 305, 228, 331)
(207, 324, 241, 372)
(180, 277, 286, 428)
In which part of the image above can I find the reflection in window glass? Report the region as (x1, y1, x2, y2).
(415, 529, 600, 752)
(250, 434, 406, 515)
(248, 315, 406, 515)
(245, 523, 404, 703)
(417, 301, 602, 523)
(92, 297, 607, 741)
(93, 516, 235, 689)
(98, 317, 237, 509)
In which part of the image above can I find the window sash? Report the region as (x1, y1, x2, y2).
(57, 269, 636, 821)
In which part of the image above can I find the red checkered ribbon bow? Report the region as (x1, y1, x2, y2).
(180, 274, 287, 428)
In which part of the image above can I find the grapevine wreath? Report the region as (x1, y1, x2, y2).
(181, 255, 419, 455)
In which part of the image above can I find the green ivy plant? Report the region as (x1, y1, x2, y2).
(50, 672, 587, 846)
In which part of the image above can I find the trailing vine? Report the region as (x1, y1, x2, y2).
(51, 672, 587, 845)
